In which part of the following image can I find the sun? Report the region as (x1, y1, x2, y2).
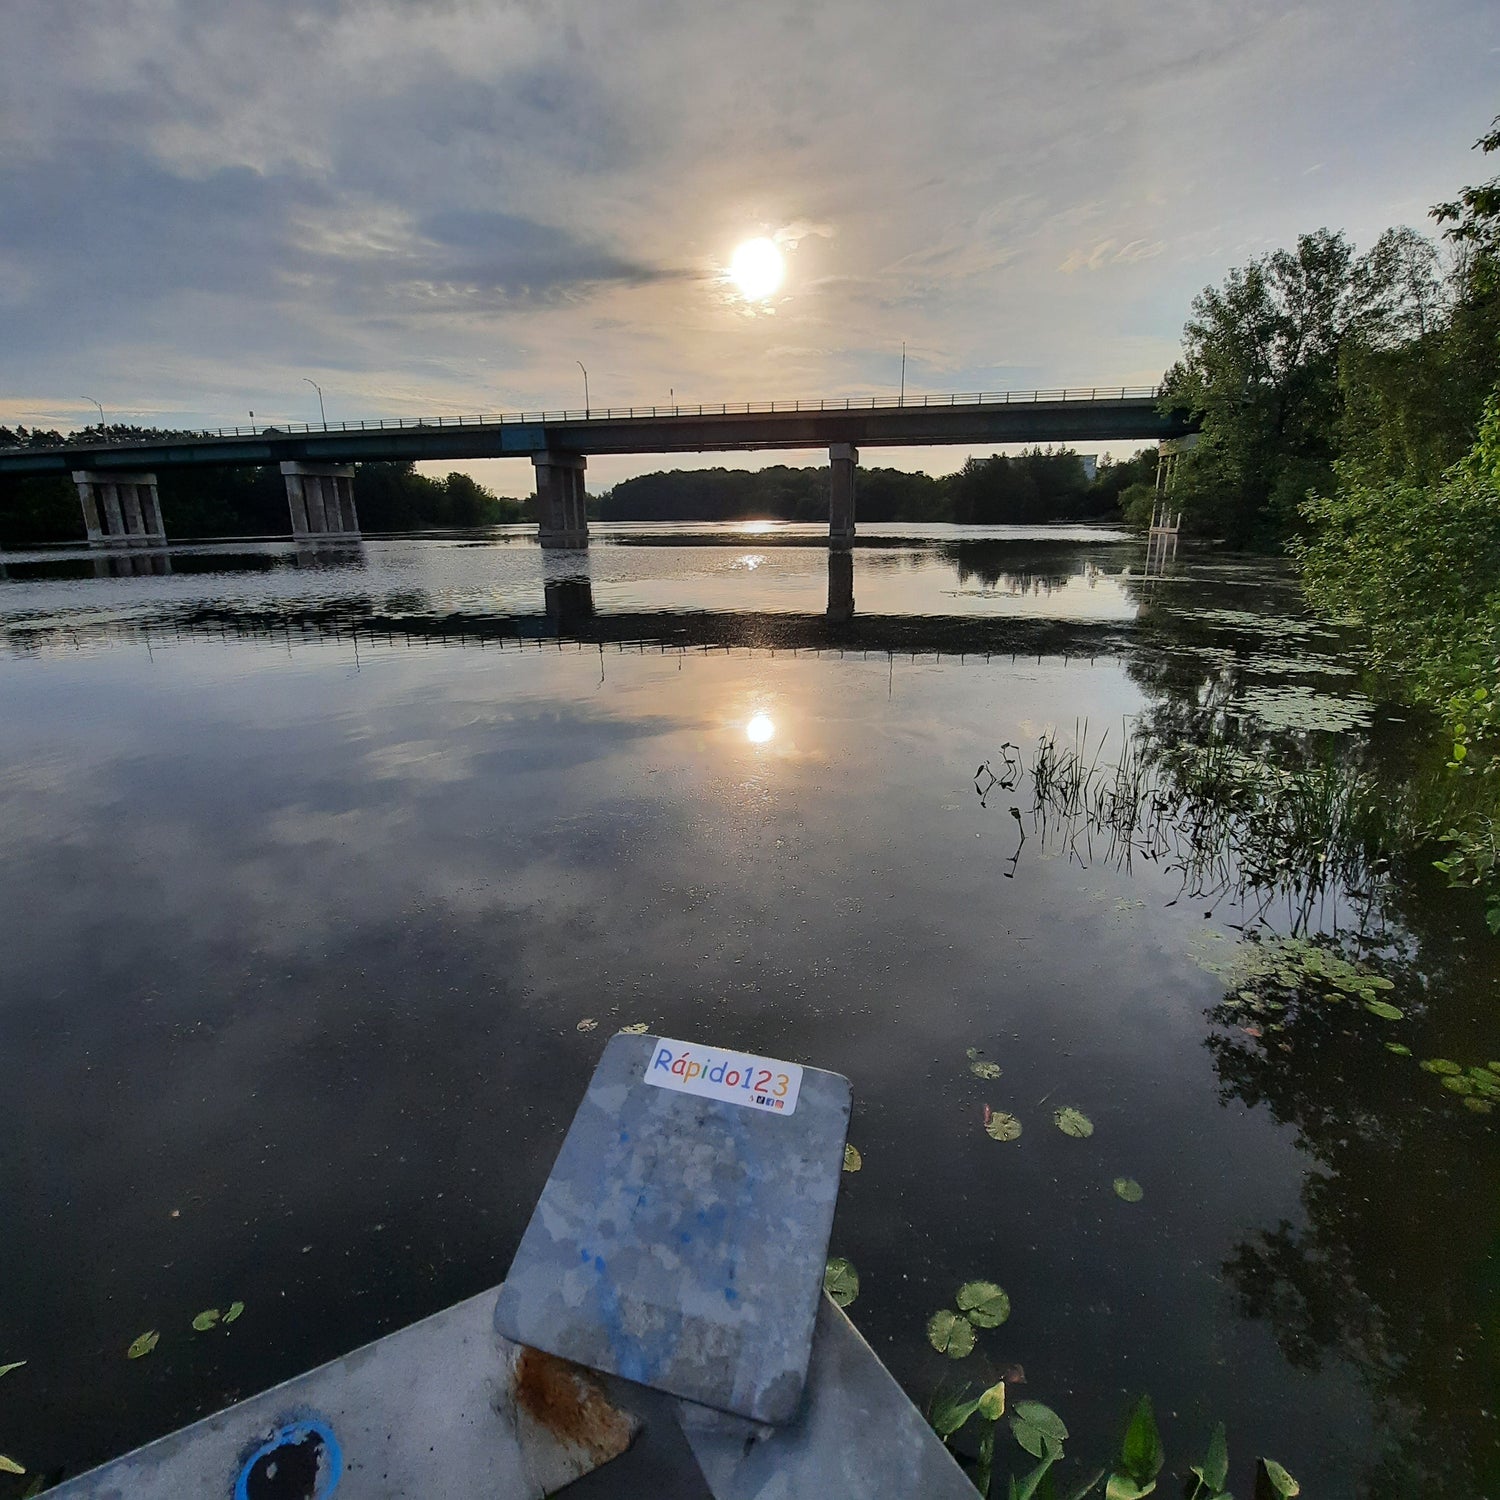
(730, 238, 784, 300)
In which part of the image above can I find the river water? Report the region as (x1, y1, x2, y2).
(0, 524, 1495, 1497)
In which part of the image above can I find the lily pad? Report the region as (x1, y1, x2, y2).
(1463, 1096, 1494, 1114)
(0, 1362, 24, 1380)
(1385, 1042, 1412, 1055)
(1442, 1075, 1475, 1095)
(1113, 1177, 1144, 1203)
(576, 1018, 598, 1032)
(843, 1144, 863, 1173)
(956, 1280, 1011, 1328)
(618, 1022, 650, 1034)
(1257, 1458, 1300, 1497)
(1053, 1106, 1094, 1139)
(824, 1257, 859, 1308)
(192, 1308, 221, 1332)
(1364, 1000, 1404, 1020)
(985, 1109, 1023, 1142)
(1421, 1059, 1463, 1075)
(927, 1309, 976, 1358)
(223, 1301, 245, 1324)
(1010, 1400, 1068, 1459)
(127, 1331, 159, 1360)
(967, 1047, 1001, 1080)
(977, 1380, 1007, 1420)
(0, 1456, 24, 1476)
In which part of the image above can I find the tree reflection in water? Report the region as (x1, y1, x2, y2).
(974, 560, 1500, 1497)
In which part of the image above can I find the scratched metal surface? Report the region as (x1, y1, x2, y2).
(41, 1291, 636, 1500)
(494, 1034, 852, 1424)
(677, 1295, 977, 1500)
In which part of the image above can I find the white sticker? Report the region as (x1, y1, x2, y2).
(643, 1037, 803, 1116)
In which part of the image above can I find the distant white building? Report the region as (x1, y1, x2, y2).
(1078, 453, 1098, 480)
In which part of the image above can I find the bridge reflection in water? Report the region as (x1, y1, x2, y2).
(3, 545, 1145, 665)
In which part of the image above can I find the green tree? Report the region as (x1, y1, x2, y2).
(1433, 113, 1500, 292)
(1337, 223, 1500, 485)
(947, 447, 1091, 524)
(1161, 229, 1362, 546)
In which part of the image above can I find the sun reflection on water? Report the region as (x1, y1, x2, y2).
(746, 713, 775, 744)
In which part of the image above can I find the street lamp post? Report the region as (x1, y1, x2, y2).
(899, 343, 906, 406)
(81, 396, 105, 431)
(577, 361, 589, 418)
(303, 377, 327, 427)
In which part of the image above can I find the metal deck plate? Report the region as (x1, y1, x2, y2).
(677, 1295, 978, 1500)
(44, 1291, 643, 1500)
(494, 1034, 852, 1424)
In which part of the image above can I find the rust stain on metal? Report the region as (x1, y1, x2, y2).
(512, 1345, 636, 1464)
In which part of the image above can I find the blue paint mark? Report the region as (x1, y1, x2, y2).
(590, 1257, 679, 1388)
(724, 1287, 739, 1304)
(234, 1418, 342, 1500)
(593, 1255, 606, 1272)
(580, 1247, 591, 1262)
(679, 1232, 692, 1244)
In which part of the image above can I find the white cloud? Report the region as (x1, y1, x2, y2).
(1058, 238, 1168, 273)
(0, 0, 1496, 466)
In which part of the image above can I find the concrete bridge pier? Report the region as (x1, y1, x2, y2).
(281, 461, 359, 537)
(829, 443, 857, 547)
(533, 452, 589, 549)
(74, 470, 166, 546)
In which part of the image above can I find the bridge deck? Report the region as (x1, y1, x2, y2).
(0, 388, 1191, 476)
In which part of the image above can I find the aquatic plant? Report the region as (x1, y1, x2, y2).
(927, 1281, 1012, 1361)
(980, 718, 1395, 940)
(0, 1359, 25, 1482)
(824, 1257, 859, 1309)
(930, 1383, 1298, 1500)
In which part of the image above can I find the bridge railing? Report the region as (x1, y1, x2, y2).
(5, 386, 1164, 452)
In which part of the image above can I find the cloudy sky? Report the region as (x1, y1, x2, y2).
(2, 0, 1497, 486)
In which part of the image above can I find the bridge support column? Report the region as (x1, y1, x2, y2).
(533, 452, 589, 549)
(281, 462, 359, 537)
(829, 443, 857, 548)
(73, 471, 166, 546)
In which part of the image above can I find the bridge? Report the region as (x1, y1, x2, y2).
(0, 386, 1193, 550)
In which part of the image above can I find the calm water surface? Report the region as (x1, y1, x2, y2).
(1, 524, 1495, 1497)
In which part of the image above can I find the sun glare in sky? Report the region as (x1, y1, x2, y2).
(729, 238, 784, 301)
(745, 713, 775, 744)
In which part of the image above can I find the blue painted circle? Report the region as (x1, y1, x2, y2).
(233, 1419, 343, 1500)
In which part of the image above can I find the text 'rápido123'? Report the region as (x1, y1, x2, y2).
(643, 1038, 804, 1115)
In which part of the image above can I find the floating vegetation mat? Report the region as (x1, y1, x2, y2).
(1178, 607, 1335, 640)
(1239, 652, 1358, 678)
(1232, 683, 1374, 733)
(1196, 933, 1498, 1123)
